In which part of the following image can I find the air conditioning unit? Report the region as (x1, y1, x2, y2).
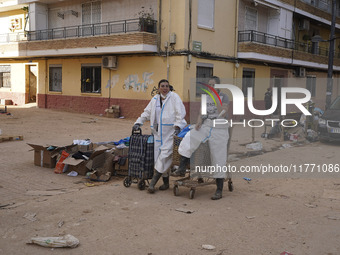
(298, 19, 310, 31)
(296, 67, 306, 77)
(102, 56, 117, 69)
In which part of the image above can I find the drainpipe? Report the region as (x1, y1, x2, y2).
(167, 0, 171, 80)
(44, 58, 48, 108)
(234, 0, 239, 80)
(158, 0, 162, 52)
(108, 69, 111, 110)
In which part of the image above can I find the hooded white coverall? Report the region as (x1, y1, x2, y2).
(178, 93, 229, 179)
(135, 91, 187, 174)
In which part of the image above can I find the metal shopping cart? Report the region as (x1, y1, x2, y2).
(171, 127, 233, 199)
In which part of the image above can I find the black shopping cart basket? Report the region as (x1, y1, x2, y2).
(123, 128, 154, 190)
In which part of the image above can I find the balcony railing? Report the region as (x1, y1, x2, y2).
(0, 18, 157, 43)
(0, 32, 27, 43)
(27, 18, 157, 41)
(238, 30, 340, 58)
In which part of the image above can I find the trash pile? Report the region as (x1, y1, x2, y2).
(261, 108, 322, 143)
(104, 105, 120, 118)
(27, 137, 131, 182)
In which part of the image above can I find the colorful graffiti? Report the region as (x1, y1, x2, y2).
(123, 72, 154, 92)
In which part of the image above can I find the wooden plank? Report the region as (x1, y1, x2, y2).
(0, 135, 23, 143)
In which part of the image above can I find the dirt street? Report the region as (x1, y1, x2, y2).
(0, 104, 340, 255)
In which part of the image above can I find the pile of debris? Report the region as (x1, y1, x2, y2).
(27, 138, 130, 182)
(104, 105, 120, 118)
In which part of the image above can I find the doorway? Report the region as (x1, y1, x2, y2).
(270, 69, 288, 115)
(26, 65, 37, 103)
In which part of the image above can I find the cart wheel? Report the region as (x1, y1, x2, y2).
(189, 188, 195, 199)
(123, 177, 132, 187)
(228, 181, 234, 192)
(138, 180, 146, 190)
(173, 185, 179, 196)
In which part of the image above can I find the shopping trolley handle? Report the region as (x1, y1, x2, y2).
(132, 127, 142, 135)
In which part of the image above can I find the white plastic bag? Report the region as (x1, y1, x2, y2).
(29, 234, 79, 248)
(246, 141, 263, 151)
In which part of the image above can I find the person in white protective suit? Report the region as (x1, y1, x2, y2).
(171, 76, 229, 200)
(133, 79, 187, 193)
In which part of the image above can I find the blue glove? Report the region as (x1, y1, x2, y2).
(133, 123, 141, 131)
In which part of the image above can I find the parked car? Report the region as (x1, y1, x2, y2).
(318, 96, 340, 142)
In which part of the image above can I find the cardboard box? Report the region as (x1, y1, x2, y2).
(76, 143, 93, 152)
(114, 147, 129, 156)
(113, 155, 129, 176)
(63, 145, 108, 175)
(117, 158, 129, 170)
(105, 112, 119, 118)
(90, 151, 115, 175)
(105, 105, 120, 118)
(27, 143, 75, 168)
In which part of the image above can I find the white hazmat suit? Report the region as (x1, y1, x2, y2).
(135, 91, 187, 174)
(178, 93, 229, 178)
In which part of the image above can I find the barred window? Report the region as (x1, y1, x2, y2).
(196, 64, 213, 97)
(242, 68, 255, 97)
(306, 76, 316, 97)
(81, 65, 101, 93)
(49, 65, 62, 92)
(0, 65, 11, 88)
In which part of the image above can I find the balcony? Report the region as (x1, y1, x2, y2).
(0, 18, 158, 58)
(27, 18, 157, 41)
(238, 30, 340, 69)
(0, 32, 27, 43)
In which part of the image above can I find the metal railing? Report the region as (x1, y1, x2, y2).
(0, 18, 157, 43)
(27, 18, 157, 41)
(238, 30, 340, 58)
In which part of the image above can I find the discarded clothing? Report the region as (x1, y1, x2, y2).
(113, 137, 130, 146)
(72, 151, 92, 160)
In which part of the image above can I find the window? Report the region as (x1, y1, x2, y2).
(245, 7, 257, 31)
(82, 1, 102, 35)
(318, 0, 330, 11)
(242, 68, 255, 97)
(82, 1, 101, 24)
(0, 65, 11, 88)
(198, 0, 215, 29)
(81, 65, 101, 93)
(49, 65, 62, 92)
(306, 76, 316, 97)
(196, 64, 213, 97)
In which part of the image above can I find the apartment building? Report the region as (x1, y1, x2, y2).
(237, 0, 340, 113)
(0, 0, 339, 118)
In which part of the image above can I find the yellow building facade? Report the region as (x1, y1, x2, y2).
(0, 0, 339, 119)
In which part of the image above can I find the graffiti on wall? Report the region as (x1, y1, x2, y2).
(106, 74, 120, 88)
(123, 72, 154, 92)
(150, 86, 158, 96)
